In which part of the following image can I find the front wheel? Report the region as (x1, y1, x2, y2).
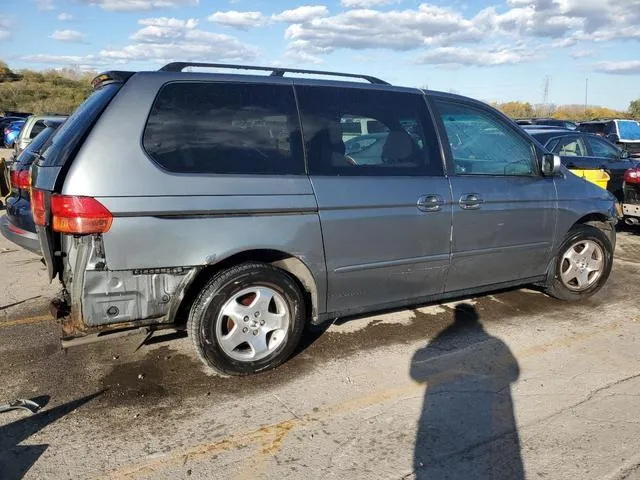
(187, 262, 306, 376)
(545, 224, 613, 301)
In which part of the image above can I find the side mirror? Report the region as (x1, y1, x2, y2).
(621, 150, 630, 160)
(541, 153, 561, 176)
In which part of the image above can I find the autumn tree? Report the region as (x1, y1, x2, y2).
(630, 99, 640, 120)
(493, 101, 535, 118)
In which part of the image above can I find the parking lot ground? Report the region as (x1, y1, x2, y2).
(1, 226, 640, 479)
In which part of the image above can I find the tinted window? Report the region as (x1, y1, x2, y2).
(41, 83, 121, 167)
(296, 86, 442, 176)
(143, 82, 304, 175)
(17, 126, 57, 166)
(29, 120, 46, 139)
(545, 138, 560, 152)
(554, 136, 587, 156)
(434, 100, 535, 176)
(587, 136, 619, 159)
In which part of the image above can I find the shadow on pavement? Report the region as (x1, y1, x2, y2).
(410, 303, 524, 479)
(0, 391, 103, 480)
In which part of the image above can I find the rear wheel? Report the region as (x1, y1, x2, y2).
(545, 224, 613, 301)
(187, 262, 306, 376)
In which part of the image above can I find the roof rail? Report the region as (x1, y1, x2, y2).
(158, 62, 390, 85)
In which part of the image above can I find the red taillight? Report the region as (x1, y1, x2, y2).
(9, 170, 30, 190)
(50, 195, 113, 234)
(31, 189, 47, 226)
(624, 167, 640, 184)
(30, 191, 113, 234)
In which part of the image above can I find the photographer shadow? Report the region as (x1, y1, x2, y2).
(410, 303, 524, 479)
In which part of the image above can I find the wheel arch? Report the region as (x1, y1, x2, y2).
(572, 212, 616, 248)
(174, 249, 320, 327)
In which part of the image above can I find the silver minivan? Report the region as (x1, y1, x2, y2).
(31, 64, 617, 375)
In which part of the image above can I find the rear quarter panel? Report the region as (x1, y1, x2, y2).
(61, 72, 328, 314)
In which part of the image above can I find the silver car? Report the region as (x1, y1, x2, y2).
(30, 63, 617, 376)
(15, 114, 67, 155)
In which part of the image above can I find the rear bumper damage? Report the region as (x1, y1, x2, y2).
(56, 235, 200, 342)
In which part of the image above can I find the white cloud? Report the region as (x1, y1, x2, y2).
(272, 5, 330, 23)
(340, 0, 398, 7)
(132, 17, 199, 41)
(21, 54, 108, 68)
(103, 15, 258, 63)
(50, 29, 87, 43)
(0, 19, 11, 41)
(208, 11, 267, 30)
(139, 17, 198, 27)
(492, 0, 640, 45)
(595, 60, 640, 75)
(284, 5, 476, 54)
(33, 0, 55, 11)
(416, 46, 534, 67)
(100, 38, 256, 62)
(570, 49, 594, 58)
(57, 12, 74, 21)
(78, 0, 198, 12)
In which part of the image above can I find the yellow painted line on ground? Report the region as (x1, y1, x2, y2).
(0, 314, 53, 328)
(102, 317, 631, 480)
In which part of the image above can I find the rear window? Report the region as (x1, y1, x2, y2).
(142, 82, 305, 175)
(29, 120, 46, 139)
(40, 83, 121, 167)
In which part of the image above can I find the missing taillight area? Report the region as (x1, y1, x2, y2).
(50, 195, 113, 234)
(30, 190, 113, 234)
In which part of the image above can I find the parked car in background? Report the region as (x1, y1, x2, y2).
(622, 166, 640, 225)
(3, 120, 25, 148)
(31, 64, 617, 376)
(1, 119, 64, 253)
(1, 111, 32, 119)
(578, 119, 640, 158)
(525, 126, 637, 201)
(516, 118, 578, 130)
(0, 116, 26, 132)
(15, 114, 67, 154)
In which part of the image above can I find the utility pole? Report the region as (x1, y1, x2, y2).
(584, 77, 589, 115)
(542, 75, 550, 116)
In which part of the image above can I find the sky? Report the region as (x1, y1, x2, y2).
(0, 0, 639, 110)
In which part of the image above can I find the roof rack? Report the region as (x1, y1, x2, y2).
(158, 62, 390, 85)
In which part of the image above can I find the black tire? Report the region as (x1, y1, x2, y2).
(545, 224, 613, 301)
(187, 262, 306, 376)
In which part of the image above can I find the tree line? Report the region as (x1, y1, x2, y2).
(492, 100, 640, 121)
(0, 61, 93, 115)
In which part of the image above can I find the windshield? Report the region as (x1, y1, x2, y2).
(618, 120, 640, 141)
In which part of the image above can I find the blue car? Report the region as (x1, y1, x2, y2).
(3, 120, 25, 148)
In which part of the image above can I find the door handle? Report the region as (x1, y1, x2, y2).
(417, 194, 444, 212)
(459, 193, 483, 210)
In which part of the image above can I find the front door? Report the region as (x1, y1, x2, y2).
(430, 97, 557, 293)
(296, 84, 452, 315)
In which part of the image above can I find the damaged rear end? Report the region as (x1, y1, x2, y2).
(31, 71, 196, 344)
